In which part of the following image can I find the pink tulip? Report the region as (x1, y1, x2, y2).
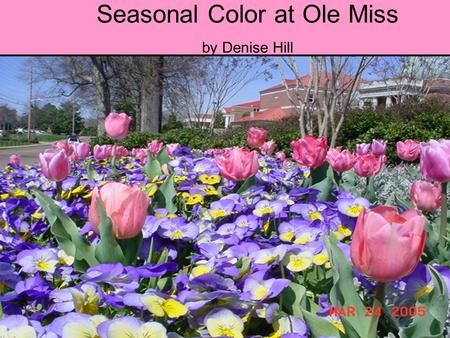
(353, 154, 384, 177)
(275, 151, 286, 162)
(166, 143, 181, 157)
(147, 140, 164, 157)
(88, 182, 149, 239)
(356, 143, 371, 156)
(93, 144, 112, 161)
(291, 136, 328, 169)
(351, 206, 426, 282)
(215, 147, 259, 181)
(371, 139, 387, 156)
(71, 143, 90, 161)
(260, 140, 276, 155)
(410, 180, 442, 212)
(247, 127, 267, 148)
(39, 150, 71, 181)
(104, 112, 132, 140)
(420, 140, 450, 182)
(112, 145, 129, 159)
(397, 140, 420, 161)
(326, 148, 356, 172)
(132, 148, 148, 163)
(8, 154, 21, 166)
(53, 140, 74, 157)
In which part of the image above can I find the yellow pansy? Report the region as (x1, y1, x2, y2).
(210, 209, 228, 218)
(0, 326, 36, 338)
(71, 284, 101, 315)
(206, 308, 244, 338)
(107, 321, 167, 338)
(294, 232, 315, 245)
(12, 189, 26, 198)
(174, 175, 187, 183)
(141, 294, 187, 318)
(0, 194, 9, 200)
(58, 250, 74, 266)
(62, 315, 108, 338)
(185, 194, 204, 205)
(415, 284, 433, 299)
(284, 251, 313, 272)
(198, 174, 221, 185)
(191, 264, 211, 278)
(201, 185, 219, 196)
(313, 251, 329, 265)
(145, 183, 158, 197)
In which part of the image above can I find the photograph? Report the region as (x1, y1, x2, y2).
(0, 55, 449, 337)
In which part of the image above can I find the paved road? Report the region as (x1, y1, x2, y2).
(0, 137, 91, 167)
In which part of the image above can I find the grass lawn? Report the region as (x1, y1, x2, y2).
(37, 134, 66, 142)
(0, 134, 66, 147)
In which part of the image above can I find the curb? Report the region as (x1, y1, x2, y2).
(0, 142, 53, 150)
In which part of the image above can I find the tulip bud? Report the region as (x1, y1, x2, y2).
(397, 140, 420, 162)
(39, 150, 71, 181)
(260, 140, 276, 155)
(147, 140, 164, 157)
(166, 143, 181, 157)
(353, 154, 383, 177)
(356, 143, 371, 156)
(247, 127, 267, 148)
(93, 145, 112, 161)
(326, 148, 356, 172)
(351, 206, 426, 282)
(53, 140, 74, 157)
(371, 139, 387, 156)
(88, 182, 149, 239)
(291, 136, 328, 168)
(419, 140, 450, 182)
(8, 154, 21, 166)
(104, 112, 131, 140)
(215, 147, 259, 181)
(131, 148, 148, 163)
(112, 145, 129, 159)
(72, 143, 90, 161)
(410, 180, 442, 212)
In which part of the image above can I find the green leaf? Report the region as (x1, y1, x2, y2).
(311, 163, 329, 185)
(34, 191, 98, 271)
(301, 309, 342, 338)
(311, 165, 335, 201)
(94, 199, 126, 264)
(118, 234, 143, 266)
(157, 149, 171, 166)
(281, 282, 307, 317)
(399, 266, 449, 338)
(236, 176, 258, 194)
(395, 195, 413, 210)
(324, 236, 371, 338)
(157, 175, 177, 213)
(86, 162, 97, 181)
(144, 157, 161, 178)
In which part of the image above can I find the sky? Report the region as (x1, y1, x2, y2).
(0, 56, 367, 116)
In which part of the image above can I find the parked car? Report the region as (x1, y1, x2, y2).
(67, 133, 80, 143)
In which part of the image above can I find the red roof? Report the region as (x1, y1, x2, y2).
(232, 107, 293, 124)
(224, 100, 260, 114)
(261, 73, 357, 93)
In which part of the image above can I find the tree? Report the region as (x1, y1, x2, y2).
(213, 112, 225, 128)
(162, 113, 183, 132)
(275, 56, 374, 147)
(0, 105, 19, 130)
(168, 57, 269, 133)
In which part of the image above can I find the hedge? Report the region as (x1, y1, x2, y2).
(91, 98, 450, 163)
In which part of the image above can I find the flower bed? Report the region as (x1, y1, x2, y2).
(0, 119, 449, 337)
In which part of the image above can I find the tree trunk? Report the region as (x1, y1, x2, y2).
(140, 57, 163, 133)
(91, 57, 111, 135)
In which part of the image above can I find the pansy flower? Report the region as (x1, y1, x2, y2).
(97, 317, 168, 338)
(158, 217, 199, 241)
(253, 200, 286, 217)
(337, 197, 370, 218)
(124, 291, 188, 318)
(205, 308, 244, 338)
(17, 248, 59, 274)
(242, 275, 290, 301)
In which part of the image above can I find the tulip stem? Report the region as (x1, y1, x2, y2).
(368, 282, 385, 338)
(439, 182, 448, 248)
